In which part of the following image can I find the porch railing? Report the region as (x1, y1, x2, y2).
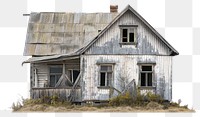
(31, 87, 81, 102)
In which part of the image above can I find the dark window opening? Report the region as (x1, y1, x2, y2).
(100, 73, 106, 86)
(99, 65, 113, 87)
(140, 65, 153, 87)
(141, 73, 146, 86)
(69, 70, 80, 84)
(123, 29, 127, 37)
(147, 73, 152, 86)
(129, 33, 134, 42)
(49, 66, 62, 87)
(121, 27, 136, 43)
(142, 66, 152, 71)
(122, 29, 128, 42)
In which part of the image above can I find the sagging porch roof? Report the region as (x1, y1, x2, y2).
(22, 53, 80, 65)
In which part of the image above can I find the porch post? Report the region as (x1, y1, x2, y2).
(34, 69, 38, 87)
(62, 62, 65, 75)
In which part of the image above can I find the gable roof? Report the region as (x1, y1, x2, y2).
(24, 12, 118, 56)
(79, 5, 179, 56)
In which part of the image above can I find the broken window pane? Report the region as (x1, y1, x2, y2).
(100, 73, 106, 86)
(129, 33, 134, 42)
(142, 66, 152, 71)
(73, 70, 80, 83)
(141, 73, 146, 86)
(148, 73, 152, 86)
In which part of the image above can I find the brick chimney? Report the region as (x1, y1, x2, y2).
(110, 5, 118, 13)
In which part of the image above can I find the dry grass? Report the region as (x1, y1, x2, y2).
(12, 93, 195, 112)
(15, 103, 195, 112)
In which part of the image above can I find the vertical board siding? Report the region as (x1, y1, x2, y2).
(31, 61, 80, 88)
(31, 88, 81, 102)
(85, 11, 171, 55)
(82, 55, 172, 101)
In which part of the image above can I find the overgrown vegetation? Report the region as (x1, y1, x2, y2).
(12, 91, 194, 112)
(12, 95, 71, 111)
(109, 91, 163, 107)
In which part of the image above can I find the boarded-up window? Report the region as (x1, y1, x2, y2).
(140, 65, 153, 87)
(49, 66, 62, 87)
(99, 65, 113, 87)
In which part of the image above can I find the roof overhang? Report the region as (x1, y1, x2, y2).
(22, 54, 80, 65)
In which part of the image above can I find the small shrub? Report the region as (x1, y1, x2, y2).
(170, 102, 179, 107)
(146, 92, 163, 103)
(109, 92, 134, 106)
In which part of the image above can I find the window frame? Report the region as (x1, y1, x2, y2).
(98, 64, 114, 88)
(48, 65, 63, 87)
(138, 64, 155, 88)
(119, 25, 138, 45)
(68, 69, 80, 84)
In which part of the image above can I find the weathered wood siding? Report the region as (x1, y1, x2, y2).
(81, 55, 172, 101)
(31, 60, 80, 88)
(85, 10, 171, 55)
(31, 88, 81, 102)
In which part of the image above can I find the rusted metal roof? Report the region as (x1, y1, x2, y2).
(24, 12, 118, 56)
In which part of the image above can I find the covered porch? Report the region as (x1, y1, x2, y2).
(23, 54, 82, 102)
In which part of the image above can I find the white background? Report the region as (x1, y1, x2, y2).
(0, 0, 199, 116)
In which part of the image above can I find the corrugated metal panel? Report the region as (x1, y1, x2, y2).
(81, 55, 172, 101)
(24, 12, 118, 56)
(85, 11, 171, 55)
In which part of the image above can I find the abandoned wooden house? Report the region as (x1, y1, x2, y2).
(23, 5, 179, 104)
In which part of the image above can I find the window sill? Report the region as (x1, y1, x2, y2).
(119, 42, 137, 45)
(138, 86, 156, 90)
(97, 86, 111, 89)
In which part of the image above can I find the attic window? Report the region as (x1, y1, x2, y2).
(119, 25, 137, 45)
